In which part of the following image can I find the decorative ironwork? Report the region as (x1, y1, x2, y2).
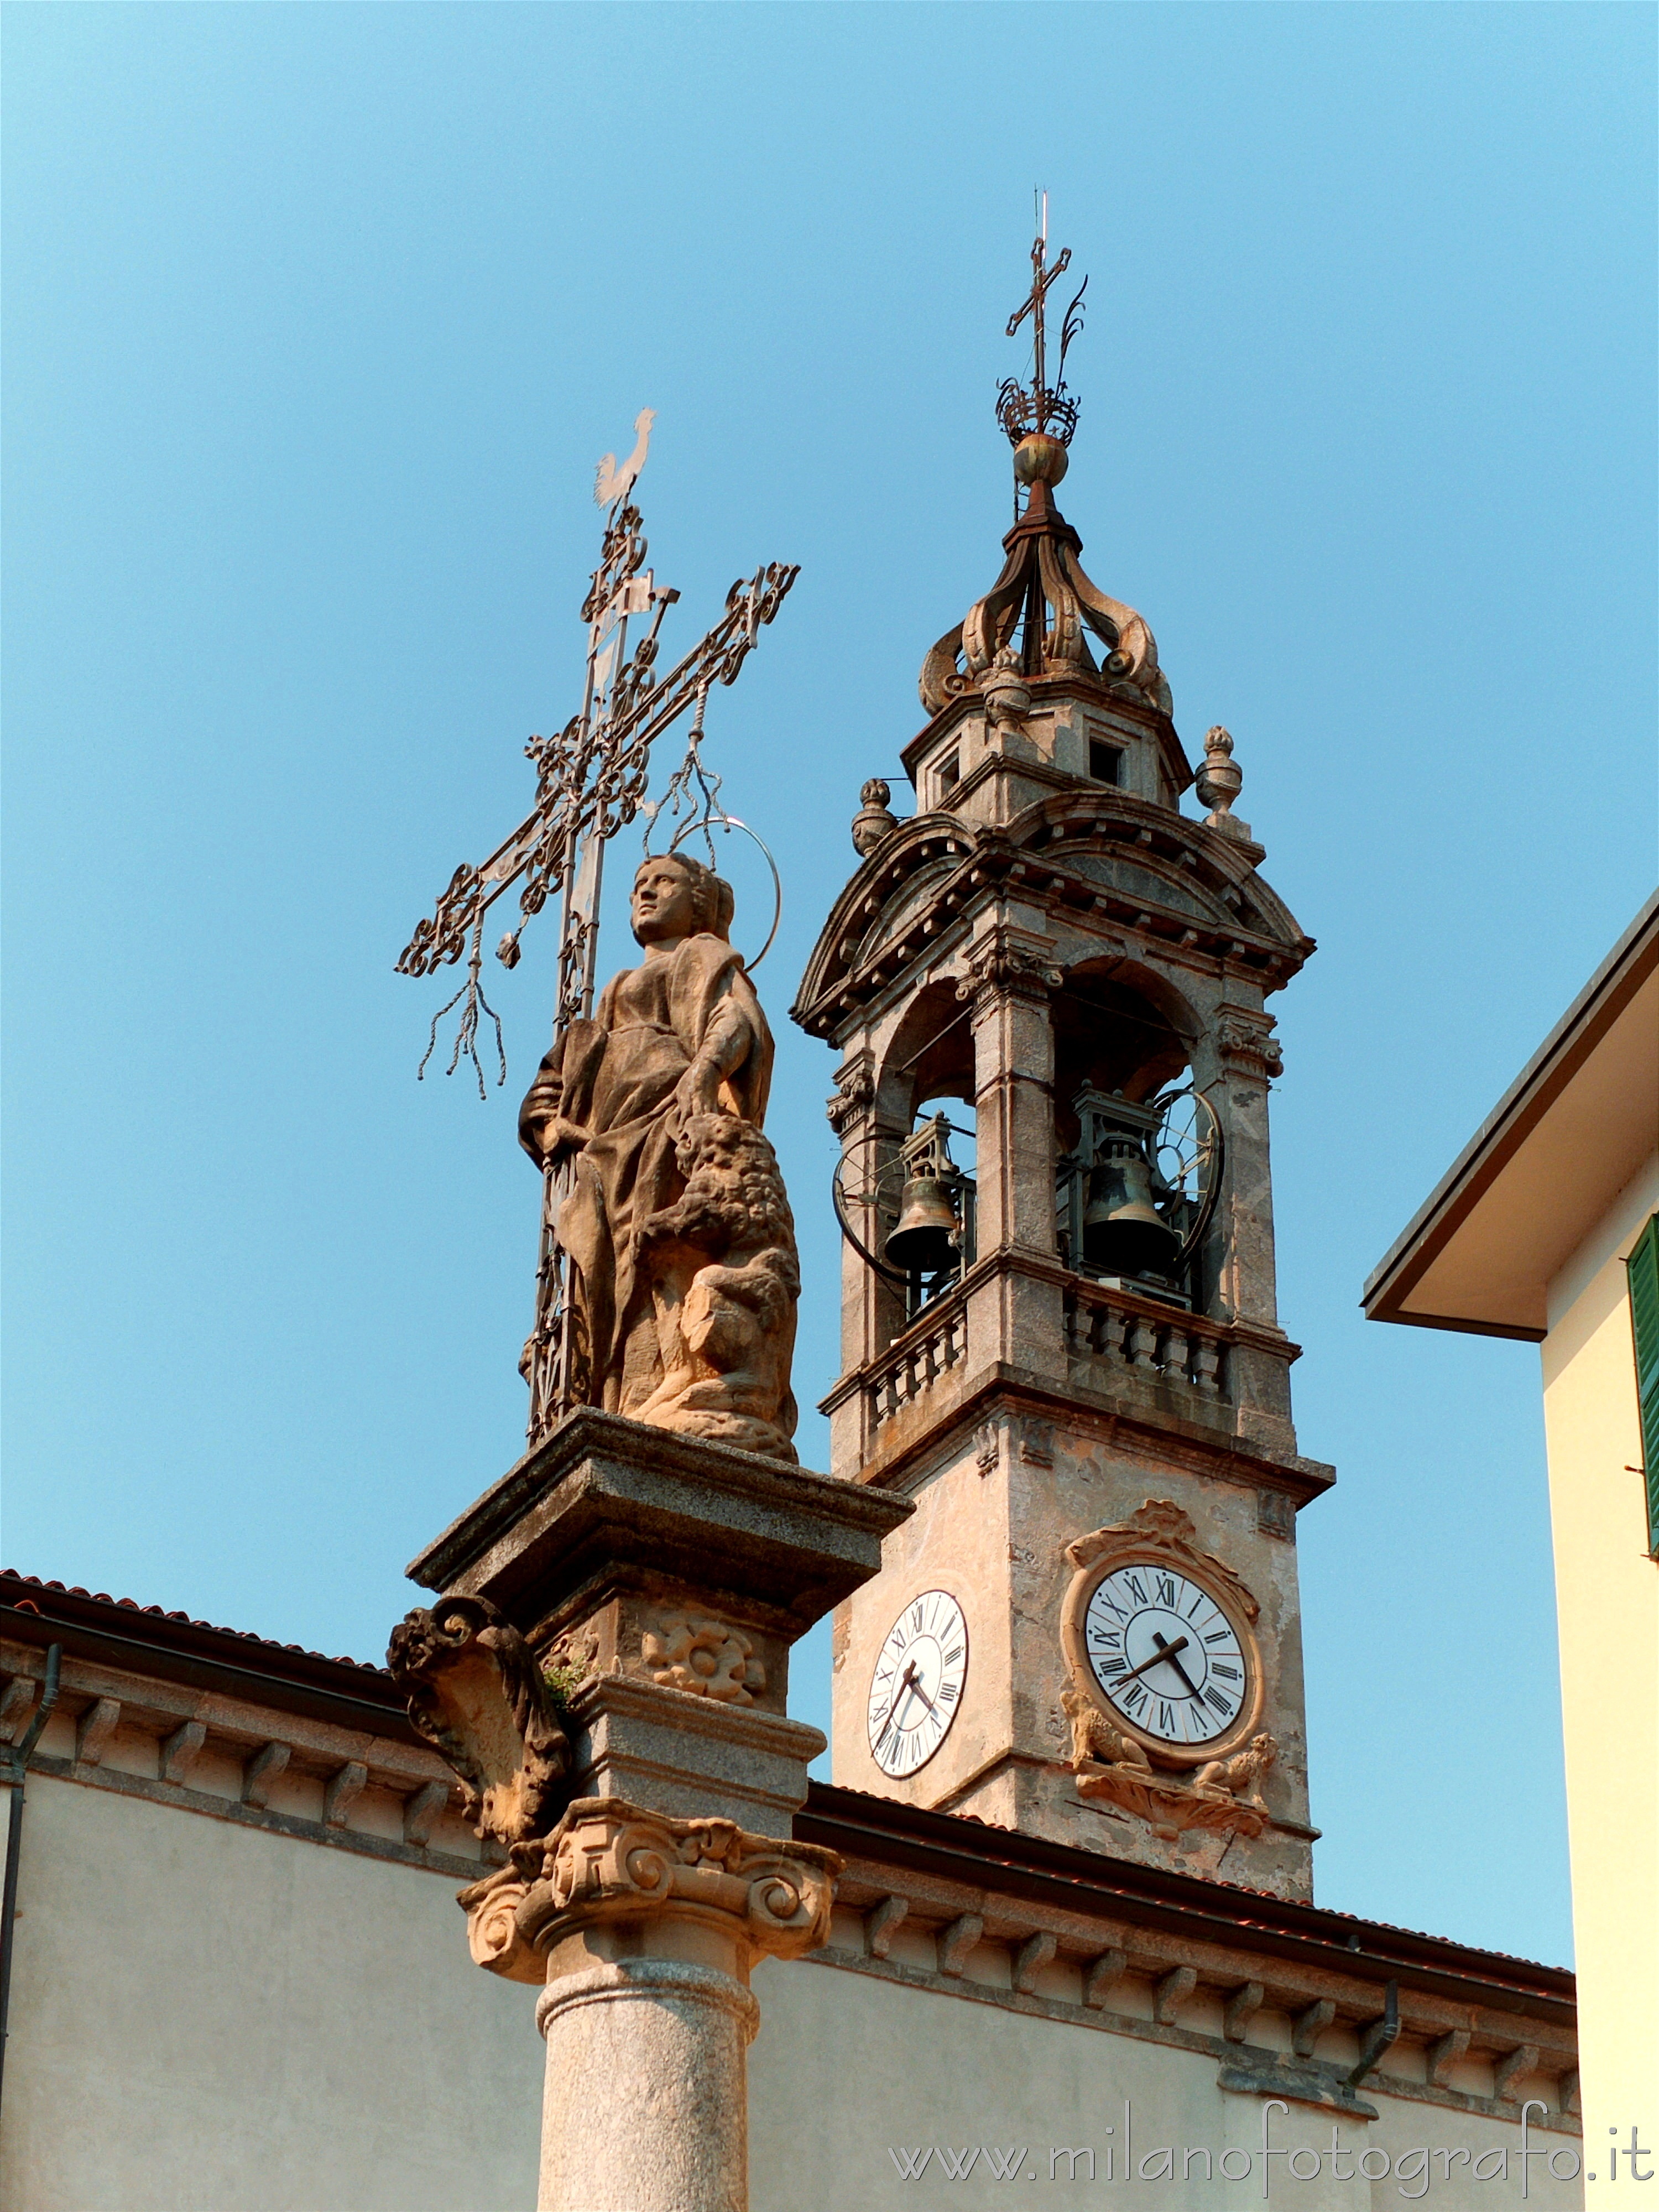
(919, 210, 1170, 722)
(397, 467, 798, 1036)
(417, 919, 508, 1100)
(398, 414, 798, 1438)
(996, 193, 1087, 449)
(643, 686, 784, 972)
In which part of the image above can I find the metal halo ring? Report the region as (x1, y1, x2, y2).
(665, 813, 782, 972)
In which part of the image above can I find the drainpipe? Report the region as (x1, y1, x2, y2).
(0, 1644, 61, 2115)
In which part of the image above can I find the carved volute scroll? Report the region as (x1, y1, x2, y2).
(456, 1796, 842, 1986)
(386, 1595, 571, 1848)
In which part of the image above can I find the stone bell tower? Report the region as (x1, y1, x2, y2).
(792, 237, 1332, 1900)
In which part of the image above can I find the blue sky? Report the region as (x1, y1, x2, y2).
(4, 3, 1653, 1969)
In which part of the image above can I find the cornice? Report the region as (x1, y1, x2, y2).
(798, 1781, 1574, 2022)
(792, 789, 1312, 1042)
(1, 1576, 412, 1740)
(838, 1360, 1332, 1507)
(899, 672, 1195, 800)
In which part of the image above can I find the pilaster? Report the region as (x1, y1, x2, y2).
(962, 917, 1067, 1389)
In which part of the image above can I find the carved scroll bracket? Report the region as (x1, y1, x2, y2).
(386, 1595, 571, 1848)
(1217, 1012, 1284, 1081)
(826, 1055, 876, 1136)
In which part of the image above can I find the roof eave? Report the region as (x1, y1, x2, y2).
(1363, 890, 1659, 1333)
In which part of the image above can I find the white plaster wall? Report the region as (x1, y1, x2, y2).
(1, 1775, 542, 2212)
(749, 1958, 1580, 2212)
(1541, 1155, 1659, 2198)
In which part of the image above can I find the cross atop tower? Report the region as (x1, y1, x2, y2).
(998, 194, 1088, 448)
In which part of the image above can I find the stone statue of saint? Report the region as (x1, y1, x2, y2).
(519, 852, 800, 1462)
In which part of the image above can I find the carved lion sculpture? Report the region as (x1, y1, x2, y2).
(1193, 1731, 1277, 1808)
(1061, 1683, 1152, 1772)
(630, 1112, 800, 1462)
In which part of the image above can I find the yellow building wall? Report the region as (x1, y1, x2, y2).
(1541, 1155, 1659, 2189)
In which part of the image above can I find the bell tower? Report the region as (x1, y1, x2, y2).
(792, 231, 1332, 1899)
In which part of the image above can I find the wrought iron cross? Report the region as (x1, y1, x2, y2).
(396, 415, 798, 1437)
(998, 195, 1087, 448)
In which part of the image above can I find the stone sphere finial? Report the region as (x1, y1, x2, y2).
(852, 779, 898, 857)
(1196, 726, 1250, 840)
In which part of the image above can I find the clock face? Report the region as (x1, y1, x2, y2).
(867, 1590, 968, 1778)
(1082, 1562, 1253, 1749)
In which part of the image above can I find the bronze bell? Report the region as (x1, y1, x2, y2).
(1082, 1132, 1182, 1279)
(886, 1171, 960, 1275)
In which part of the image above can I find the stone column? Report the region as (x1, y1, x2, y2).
(391, 1412, 911, 2212)
(536, 1960, 754, 2212)
(463, 1797, 838, 2212)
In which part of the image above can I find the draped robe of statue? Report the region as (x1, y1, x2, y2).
(520, 926, 798, 1460)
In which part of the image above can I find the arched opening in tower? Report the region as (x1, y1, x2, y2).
(865, 980, 978, 1314)
(1052, 962, 1215, 1310)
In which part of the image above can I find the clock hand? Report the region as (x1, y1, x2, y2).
(1115, 1634, 1191, 1687)
(1149, 1630, 1206, 1704)
(874, 1661, 920, 1746)
(905, 1672, 940, 1717)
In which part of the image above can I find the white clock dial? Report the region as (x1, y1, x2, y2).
(867, 1590, 968, 1778)
(1083, 1564, 1252, 1748)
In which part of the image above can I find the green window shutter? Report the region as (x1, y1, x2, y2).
(1627, 1213, 1659, 1558)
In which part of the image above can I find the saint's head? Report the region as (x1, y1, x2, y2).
(630, 853, 734, 949)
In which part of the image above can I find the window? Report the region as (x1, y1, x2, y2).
(1627, 1212, 1659, 1558)
(937, 750, 961, 799)
(1089, 739, 1123, 786)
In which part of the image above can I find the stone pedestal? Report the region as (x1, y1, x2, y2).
(394, 1411, 910, 2212)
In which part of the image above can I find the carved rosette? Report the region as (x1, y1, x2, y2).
(641, 1613, 767, 1704)
(457, 1797, 841, 1985)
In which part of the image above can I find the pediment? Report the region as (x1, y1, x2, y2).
(792, 794, 1311, 1040)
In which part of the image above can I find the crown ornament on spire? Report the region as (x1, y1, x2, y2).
(919, 205, 1171, 722)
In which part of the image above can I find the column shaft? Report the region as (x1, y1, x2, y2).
(536, 1957, 759, 2212)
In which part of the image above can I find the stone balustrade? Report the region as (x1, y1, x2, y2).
(868, 1296, 968, 1428)
(1064, 1281, 1229, 1400)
